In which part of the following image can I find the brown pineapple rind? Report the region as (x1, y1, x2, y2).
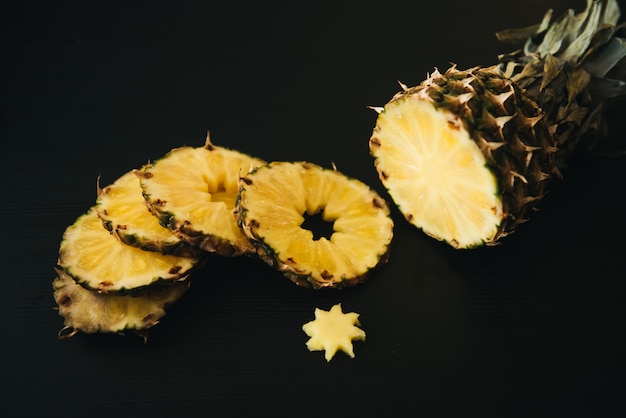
(53, 268, 190, 340)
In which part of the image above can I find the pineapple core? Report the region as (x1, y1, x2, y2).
(302, 303, 366, 361)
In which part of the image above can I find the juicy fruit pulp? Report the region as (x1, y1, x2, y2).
(96, 170, 195, 257)
(58, 207, 201, 293)
(138, 139, 265, 256)
(371, 96, 503, 249)
(237, 161, 394, 289)
(302, 303, 366, 362)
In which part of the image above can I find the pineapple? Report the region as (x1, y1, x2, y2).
(369, 0, 625, 248)
(53, 268, 190, 340)
(302, 303, 366, 362)
(138, 135, 265, 256)
(96, 169, 198, 257)
(236, 161, 394, 289)
(58, 207, 203, 293)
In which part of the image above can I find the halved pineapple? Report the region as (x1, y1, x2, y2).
(53, 268, 190, 339)
(138, 136, 265, 256)
(369, 1, 626, 249)
(370, 67, 556, 249)
(58, 207, 203, 293)
(236, 161, 394, 289)
(370, 95, 504, 249)
(96, 169, 198, 257)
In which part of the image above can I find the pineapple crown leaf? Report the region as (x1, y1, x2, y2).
(492, 0, 625, 152)
(496, 0, 622, 62)
(495, 0, 625, 98)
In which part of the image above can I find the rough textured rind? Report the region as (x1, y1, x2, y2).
(53, 269, 190, 340)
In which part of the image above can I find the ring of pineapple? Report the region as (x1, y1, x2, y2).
(237, 161, 394, 289)
(138, 139, 266, 256)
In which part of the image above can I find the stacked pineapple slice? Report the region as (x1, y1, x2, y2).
(54, 136, 265, 338)
(54, 135, 394, 338)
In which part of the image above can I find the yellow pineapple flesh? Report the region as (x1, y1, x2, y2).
(138, 136, 265, 256)
(237, 161, 394, 289)
(58, 207, 203, 293)
(96, 169, 197, 257)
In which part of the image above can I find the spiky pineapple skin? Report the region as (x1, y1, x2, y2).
(53, 268, 190, 340)
(370, 66, 557, 247)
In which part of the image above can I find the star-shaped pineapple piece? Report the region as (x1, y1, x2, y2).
(302, 303, 366, 362)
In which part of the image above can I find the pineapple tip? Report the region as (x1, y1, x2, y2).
(96, 174, 103, 195)
(204, 130, 215, 150)
(367, 105, 384, 114)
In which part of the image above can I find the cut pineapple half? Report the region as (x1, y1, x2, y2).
(58, 207, 202, 293)
(237, 161, 394, 289)
(96, 169, 197, 257)
(370, 97, 502, 249)
(138, 137, 265, 256)
(53, 268, 190, 339)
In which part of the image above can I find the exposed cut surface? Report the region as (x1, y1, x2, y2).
(96, 170, 194, 256)
(237, 161, 394, 288)
(302, 303, 366, 361)
(138, 141, 265, 256)
(58, 207, 201, 293)
(371, 98, 502, 248)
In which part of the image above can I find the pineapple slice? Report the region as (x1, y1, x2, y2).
(237, 161, 394, 289)
(302, 303, 366, 362)
(96, 169, 197, 257)
(58, 207, 203, 293)
(53, 268, 190, 339)
(138, 136, 265, 256)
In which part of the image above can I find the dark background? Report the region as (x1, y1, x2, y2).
(2, 1, 625, 417)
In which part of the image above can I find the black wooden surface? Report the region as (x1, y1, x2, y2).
(2, 1, 625, 417)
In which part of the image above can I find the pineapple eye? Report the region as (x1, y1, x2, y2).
(300, 210, 335, 241)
